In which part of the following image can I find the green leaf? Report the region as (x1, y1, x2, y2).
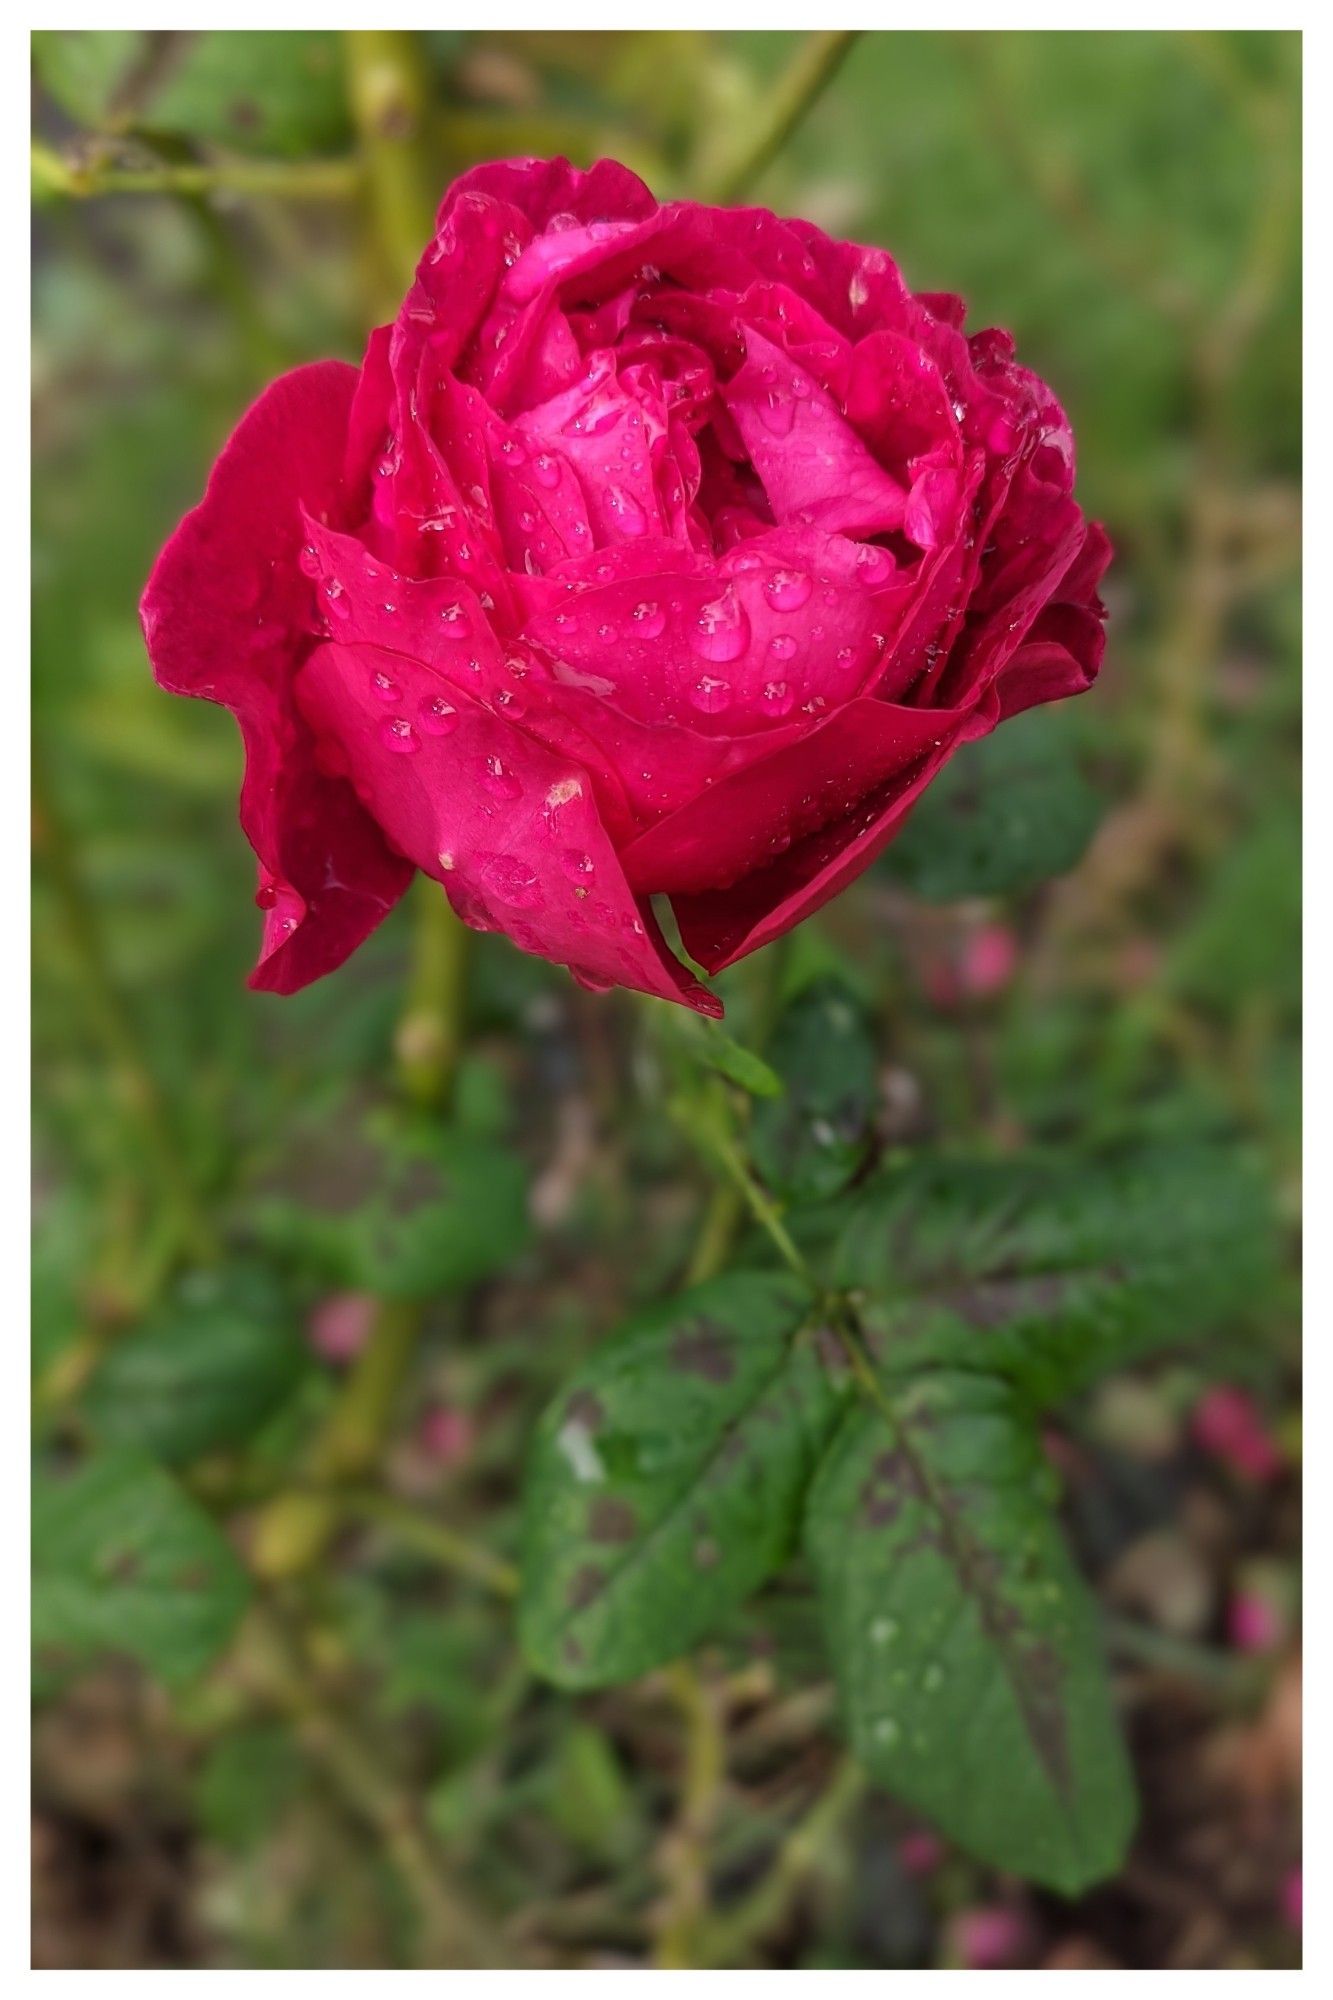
(258, 1118, 531, 1300)
(32, 1452, 250, 1687)
(149, 32, 351, 158)
(806, 1372, 1135, 1892)
(84, 1263, 309, 1465)
(882, 708, 1101, 902)
(834, 1147, 1275, 1405)
(32, 31, 147, 126)
(697, 1025, 784, 1099)
(519, 1272, 839, 1687)
(751, 979, 879, 1205)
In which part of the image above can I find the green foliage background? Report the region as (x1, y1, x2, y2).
(32, 29, 1299, 1972)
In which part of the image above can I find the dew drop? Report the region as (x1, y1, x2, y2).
(690, 675, 733, 715)
(764, 568, 812, 613)
(855, 544, 896, 588)
(769, 633, 797, 662)
(438, 604, 468, 639)
(561, 849, 595, 883)
(632, 600, 666, 639)
(532, 452, 561, 490)
(478, 852, 542, 909)
(606, 485, 648, 536)
(761, 679, 795, 716)
(417, 695, 458, 736)
(381, 716, 419, 754)
(298, 543, 321, 578)
(483, 754, 522, 800)
(371, 670, 400, 704)
(692, 591, 749, 664)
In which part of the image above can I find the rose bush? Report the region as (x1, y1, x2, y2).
(142, 156, 1108, 1013)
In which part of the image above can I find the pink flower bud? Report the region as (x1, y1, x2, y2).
(1191, 1385, 1284, 1483)
(1227, 1589, 1284, 1655)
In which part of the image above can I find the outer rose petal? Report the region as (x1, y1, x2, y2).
(672, 694, 999, 973)
(139, 363, 414, 992)
(623, 694, 977, 897)
(295, 640, 720, 1016)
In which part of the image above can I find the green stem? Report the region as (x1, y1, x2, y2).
(395, 877, 471, 1110)
(244, 1603, 507, 1966)
(699, 1760, 864, 1966)
(708, 32, 860, 203)
(343, 30, 438, 305)
(32, 139, 359, 204)
(707, 1131, 812, 1288)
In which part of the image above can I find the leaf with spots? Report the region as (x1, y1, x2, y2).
(881, 706, 1102, 902)
(834, 1146, 1276, 1407)
(806, 1371, 1135, 1893)
(751, 978, 879, 1204)
(32, 1452, 250, 1688)
(519, 1271, 844, 1687)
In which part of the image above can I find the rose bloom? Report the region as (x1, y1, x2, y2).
(142, 158, 1108, 1014)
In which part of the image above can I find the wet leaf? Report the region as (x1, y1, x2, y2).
(834, 1147, 1276, 1406)
(519, 1271, 840, 1687)
(806, 1371, 1135, 1892)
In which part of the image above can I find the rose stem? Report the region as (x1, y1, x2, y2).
(253, 32, 476, 1583)
(707, 31, 861, 205)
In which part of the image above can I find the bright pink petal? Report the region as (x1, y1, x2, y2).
(295, 639, 719, 1014)
(139, 363, 414, 992)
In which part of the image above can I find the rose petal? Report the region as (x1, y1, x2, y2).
(140, 363, 413, 992)
(295, 639, 719, 1014)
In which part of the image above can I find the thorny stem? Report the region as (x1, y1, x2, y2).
(31, 139, 359, 204)
(343, 30, 439, 309)
(708, 32, 861, 204)
(342, 1487, 520, 1598)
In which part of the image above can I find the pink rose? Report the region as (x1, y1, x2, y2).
(142, 157, 1108, 1013)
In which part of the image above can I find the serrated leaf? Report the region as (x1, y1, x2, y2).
(751, 979, 879, 1204)
(519, 1272, 839, 1687)
(258, 1119, 531, 1300)
(806, 1372, 1135, 1892)
(32, 1452, 250, 1686)
(84, 1262, 308, 1465)
(834, 1147, 1275, 1405)
(883, 708, 1101, 902)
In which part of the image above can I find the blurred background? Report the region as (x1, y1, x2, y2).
(31, 30, 1300, 1971)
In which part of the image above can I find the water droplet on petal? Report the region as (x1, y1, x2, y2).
(761, 679, 795, 716)
(690, 675, 733, 715)
(632, 599, 666, 638)
(561, 849, 595, 883)
(769, 633, 797, 661)
(764, 569, 812, 613)
(606, 485, 648, 536)
(298, 543, 321, 578)
(692, 591, 749, 664)
(478, 852, 542, 909)
(438, 605, 468, 639)
(532, 452, 561, 490)
(854, 544, 896, 588)
(483, 755, 522, 800)
(381, 716, 419, 754)
(418, 695, 458, 736)
(371, 670, 400, 704)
